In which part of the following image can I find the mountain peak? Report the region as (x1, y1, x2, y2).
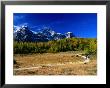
(14, 25, 75, 42)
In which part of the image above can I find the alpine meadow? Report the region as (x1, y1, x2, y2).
(13, 13, 97, 75)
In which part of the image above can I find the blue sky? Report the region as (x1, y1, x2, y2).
(14, 13, 97, 38)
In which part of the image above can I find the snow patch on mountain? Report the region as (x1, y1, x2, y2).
(14, 24, 75, 42)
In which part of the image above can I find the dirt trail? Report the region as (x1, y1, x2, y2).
(14, 61, 84, 71)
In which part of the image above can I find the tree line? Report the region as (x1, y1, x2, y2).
(14, 38, 97, 54)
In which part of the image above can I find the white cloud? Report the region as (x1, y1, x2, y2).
(30, 26, 39, 29)
(14, 15, 24, 21)
(19, 23, 28, 26)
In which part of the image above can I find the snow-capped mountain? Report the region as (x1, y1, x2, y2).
(14, 25, 75, 42)
(14, 25, 37, 42)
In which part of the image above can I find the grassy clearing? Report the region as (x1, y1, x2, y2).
(14, 52, 97, 75)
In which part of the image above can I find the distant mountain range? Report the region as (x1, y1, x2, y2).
(14, 25, 75, 42)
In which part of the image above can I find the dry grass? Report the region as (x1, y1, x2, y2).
(14, 52, 97, 75)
